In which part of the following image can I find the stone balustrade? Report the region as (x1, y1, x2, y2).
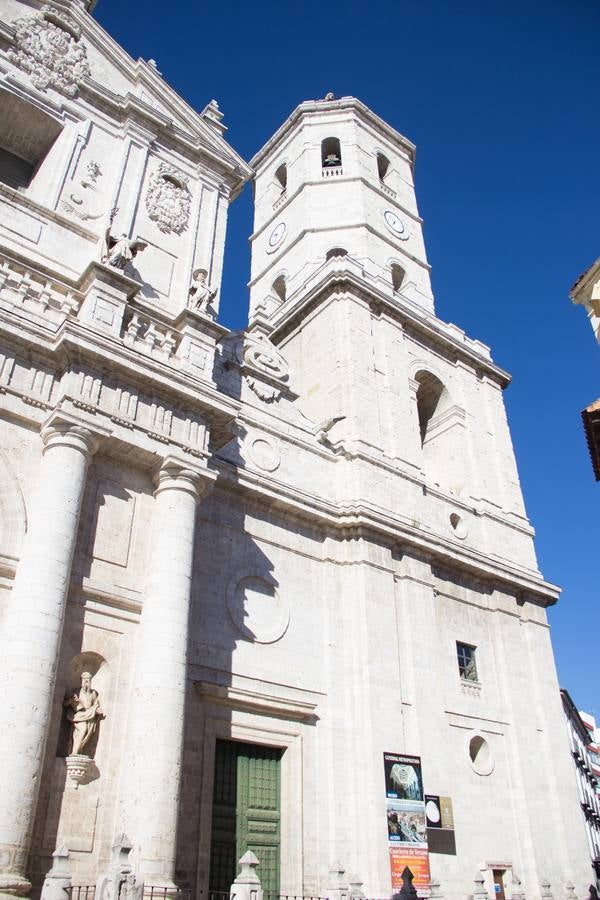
(321, 166, 343, 177)
(122, 310, 179, 362)
(0, 253, 83, 323)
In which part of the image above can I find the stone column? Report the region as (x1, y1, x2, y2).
(119, 457, 213, 885)
(0, 421, 99, 900)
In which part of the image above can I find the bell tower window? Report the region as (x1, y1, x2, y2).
(321, 137, 342, 171)
(415, 370, 447, 446)
(274, 163, 287, 194)
(326, 247, 348, 260)
(391, 263, 405, 292)
(272, 274, 287, 303)
(377, 152, 390, 182)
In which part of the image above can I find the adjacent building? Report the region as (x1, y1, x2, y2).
(569, 258, 600, 479)
(561, 692, 600, 888)
(0, 2, 592, 900)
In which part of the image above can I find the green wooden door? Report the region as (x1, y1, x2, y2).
(210, 740, 281, 896)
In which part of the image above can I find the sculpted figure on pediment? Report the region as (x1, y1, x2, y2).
(145, 163, 191, 235)
(8, 8, 90, 96)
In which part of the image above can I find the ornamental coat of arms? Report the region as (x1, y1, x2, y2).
(145, 163, 191, 235)
(8, 10, 90, 97)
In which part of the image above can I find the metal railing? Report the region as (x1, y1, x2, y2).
(65, 887, 95, 900)
(264, 895, 329, 900)
(143, 889, 193, 900)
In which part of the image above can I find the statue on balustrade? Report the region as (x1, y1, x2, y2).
(188, 267, 217, 312)
(102, 231, 147, 272)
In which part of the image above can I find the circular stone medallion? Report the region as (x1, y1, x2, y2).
(247, 437, 281, 472)
(226, 570, 290, 644)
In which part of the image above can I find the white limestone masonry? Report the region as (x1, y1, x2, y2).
(0, 3, 592, 900)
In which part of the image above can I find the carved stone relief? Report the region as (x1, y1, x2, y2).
(231, 329, 291, 402)
(245, 435, 281, 473)
(62, 160, 106, 222)
(145, 163, 191, 235)
(8, 7, 91, 97)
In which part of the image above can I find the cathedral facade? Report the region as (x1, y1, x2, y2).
(0, 3, 591, 900)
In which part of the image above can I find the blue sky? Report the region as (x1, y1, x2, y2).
(95, 0, 599, 713)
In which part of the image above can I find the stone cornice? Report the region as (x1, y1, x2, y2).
(249, 175, 424, 246)
(212, 458, 558, 606)
(0, 182, 98, 243)
(0, 298, 241, 423)
(194, 680, 319, 723)
(270, 263, 510, 386)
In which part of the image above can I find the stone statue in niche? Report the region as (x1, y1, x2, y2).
(64, 671, 104, 757)
(188, 268, 217, 312)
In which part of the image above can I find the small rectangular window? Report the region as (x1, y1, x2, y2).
(456, 642, 478, 682)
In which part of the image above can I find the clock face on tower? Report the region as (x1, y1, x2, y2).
(384, 210, 409, 240)
(267, 222, 286, 252)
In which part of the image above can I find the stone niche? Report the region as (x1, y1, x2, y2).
(42, 652, 109, 858)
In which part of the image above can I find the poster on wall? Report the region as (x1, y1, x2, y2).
(425, 794, 456, 856)
(383, 753, 431, 896)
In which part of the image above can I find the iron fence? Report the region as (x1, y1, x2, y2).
(65, 887, 95, 900)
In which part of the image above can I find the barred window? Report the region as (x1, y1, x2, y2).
(456, 642, 478, 682)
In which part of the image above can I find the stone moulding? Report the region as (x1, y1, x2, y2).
(195, 681, 319, 722)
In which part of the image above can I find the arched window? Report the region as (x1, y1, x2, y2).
(274, 163, 287, 193)
(326, 247, 348, 260)
(321, 137, 342, 169)
(391, 263, 405, 292)
(413, 369, 465, 493)
(377, 152, 390, 182)
(272, 274, 286, 303)
(414, 371, 447, 447)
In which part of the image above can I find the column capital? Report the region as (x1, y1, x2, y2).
(153, 455, 216, 501)
(40, 419, 102, 458)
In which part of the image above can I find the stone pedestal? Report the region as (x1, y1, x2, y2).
(173, 306, 227, 380)
(230, 852, 263, 900)
(119, 457, 214, 885)
(77, 261, 140, 338)
(64, 755, 94, 790)
(0, 419, 99, 899)
(40, 847, 71, 900)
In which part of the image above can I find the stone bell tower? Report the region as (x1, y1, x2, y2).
(249, 96, 434, 320)
(249, 95, 529, 524)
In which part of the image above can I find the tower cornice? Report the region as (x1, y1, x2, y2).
(268, 259, 511, 388)
(250, 96, 416, 172)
